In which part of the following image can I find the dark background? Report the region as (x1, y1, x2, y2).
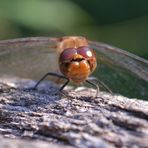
(0, 0, 148, 59)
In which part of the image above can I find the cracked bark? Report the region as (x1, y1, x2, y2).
(0, 78, 148, 148)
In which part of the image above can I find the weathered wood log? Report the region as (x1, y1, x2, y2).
(0, 78, 148, 148)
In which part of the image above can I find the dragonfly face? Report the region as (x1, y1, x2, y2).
(58, 37, 97, 83)
(0, 36, 147, 99)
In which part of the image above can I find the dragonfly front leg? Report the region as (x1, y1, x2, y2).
(87, 77, 112, 94)
(34, 72, 69, 91)
(86, 77, 113, 98)
(85, 79, 99, 98)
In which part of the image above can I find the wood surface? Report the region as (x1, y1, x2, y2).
(0, 79, 147, 148)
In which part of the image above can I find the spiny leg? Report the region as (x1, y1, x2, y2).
(87, 77, 112, 94)
(34, 72, 69, 92)
(96, 79, 112, 94)
(85, 80, 99, 98)
(59, 79, 70, 91)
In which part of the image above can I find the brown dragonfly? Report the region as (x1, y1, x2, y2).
(0, 36, 147, 99)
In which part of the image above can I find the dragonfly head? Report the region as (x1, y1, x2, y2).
(59, 46, 97, 83)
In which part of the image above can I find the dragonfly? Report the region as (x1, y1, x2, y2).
(0, 36, 148, 99)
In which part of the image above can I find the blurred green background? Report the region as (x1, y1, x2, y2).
(0, 0, 148, 59)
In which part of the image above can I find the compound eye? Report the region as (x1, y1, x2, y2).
(59, 48, 77, 62)
(77, 46, 95, 58)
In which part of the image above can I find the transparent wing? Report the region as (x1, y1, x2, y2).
(0, 37, 147, 99)
(89, 40, 148, 99)
(0, 37, 60, 80)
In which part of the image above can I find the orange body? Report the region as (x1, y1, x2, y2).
(58, 37, 97, 83)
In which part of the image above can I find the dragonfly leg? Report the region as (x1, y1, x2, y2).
(34, 72, 69, 90)
(96, 79, 112, 94)
(85, 79, 99, 98)
(87, 77, 112, 94)
(59, 79, 70, 91)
